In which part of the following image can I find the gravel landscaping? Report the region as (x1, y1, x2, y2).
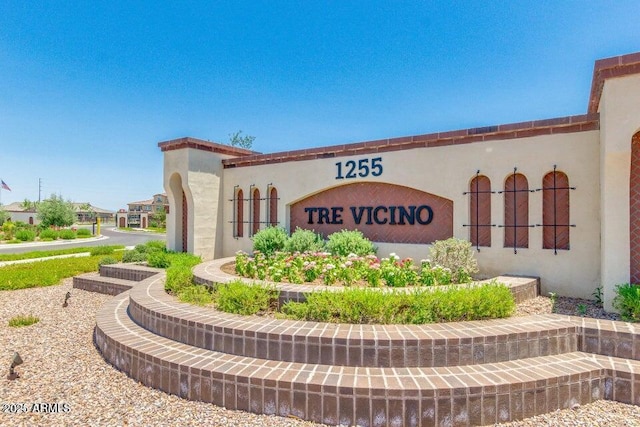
(1, 279, 639, 426)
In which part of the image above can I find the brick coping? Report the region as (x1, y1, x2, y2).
(129, 273, 576, 367)
(95, 290, 640, 425)
(220, 114, 598, 169)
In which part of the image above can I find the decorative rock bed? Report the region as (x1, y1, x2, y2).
(74, 260, 640, 426)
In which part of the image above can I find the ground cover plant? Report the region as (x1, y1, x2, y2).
(235, 230, 478, 287)
(76, 228, 92, 238)
(235, 250, 468, 287)
(8, 314, 40, 327)
(0, 245, 123, 262)
(174, 280, 514, 324)
(0, 252, 124, 290)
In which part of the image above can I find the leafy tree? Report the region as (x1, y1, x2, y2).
(229, 130, 255, 149)
(20, 199, 36, 211)
(37, 194, 76, 227)
(152, 207, 167, 228)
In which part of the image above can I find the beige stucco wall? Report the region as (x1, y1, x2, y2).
(598, 73, 640, 310)
(221, 130, 601, 299)
(163, 148, 232, 259)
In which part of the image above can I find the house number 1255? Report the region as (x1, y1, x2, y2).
(335, 157, 383, 179)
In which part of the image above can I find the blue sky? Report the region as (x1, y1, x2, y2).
(1, 1, 638, 211)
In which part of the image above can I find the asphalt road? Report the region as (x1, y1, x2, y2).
(0, 226, 165, 254)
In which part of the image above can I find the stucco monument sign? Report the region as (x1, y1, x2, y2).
(290, 181, 453, 244)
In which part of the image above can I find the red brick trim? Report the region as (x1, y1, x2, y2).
(222, 114, 599, 169)
(588, 52, 640, 114)
(158, 136, 257, 157)
(630, 132, 640, 283)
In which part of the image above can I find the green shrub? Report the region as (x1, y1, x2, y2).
(134, 240, 166, 255)
(164, 265, 194, 294)
(428, 238, 478, 283)
(90, 246, 115, 256)
(148, 251, 171, 268)
(145, 240, 167, 252)
(8, 315, 40, 327)
(76, 228, 92, 237)
(98, 256, 118, 266)
(326, 229, 376, 257)
(122, 250, 148, 263)
(252, 226, 288, 256)
(282, 282, 514, 324)
(59, 229, 77, 240)
(39, 228, 58, 240)
(285, 227, 325, 253)
(15, 229, 36, 242)
(215, 280, 279, 315)
(614, 283, 640, 322)
(2, 222, 15, 240)
(167, 252, 201, 269)
(178, 285, 214, 306)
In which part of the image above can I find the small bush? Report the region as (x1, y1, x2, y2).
(39, 228, 58, 240)
(90, 246, 115, 256)
(282, 282, 514, 324)
(215, 280, 279, 315)
(285, 227, 325, 253)
(76, 228, 92, 237)
(614, 283, 640, 322)
(168, 252, 201, 268)
(148, 251, 171, 268)
(326, 230, 376, 257)
(8, 314, 40, 327)
(428, 238, 478, 283)
(178, 284, 214, 306)
(252, 226, 288, 257)
(15, 229, 36, 242)
(98, 256, 118, 266)
(2, 222, 15, 240)
(145, 240, 167, 252)
(59, 229, 77, 240)
(122, 250, 147, 263)
(165, 265, 194, 294)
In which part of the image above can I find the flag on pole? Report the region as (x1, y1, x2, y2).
(1, 180, 11, 191)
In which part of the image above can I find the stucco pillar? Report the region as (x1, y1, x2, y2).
(160, 138, 254, 260)
(599, 73, 640, 311)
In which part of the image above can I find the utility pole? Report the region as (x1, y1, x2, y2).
(38, 178, 42, 203)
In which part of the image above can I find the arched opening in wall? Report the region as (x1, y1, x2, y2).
(142, 216, 147, 229)
(630, 132, 640, 282)
(252, 188, 260, 236)
(468, 175, 491, 248)
(542, 170, 570, 252)
(169, 173, 187, 252)
(119, 216, 126, 228)
(269, 187, 278, 226)
(29, 217, 33, 225)
(236, 189, 244, 238)
(503, 173, 530, 250)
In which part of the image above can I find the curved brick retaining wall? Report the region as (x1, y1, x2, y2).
(82, 263, 640, 426)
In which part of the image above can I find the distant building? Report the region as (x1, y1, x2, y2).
(72, 203, 115, 223)
(117, 193, 167, 228)
(2, 202, 38, 225)
(2, 202, 114, 224)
